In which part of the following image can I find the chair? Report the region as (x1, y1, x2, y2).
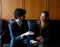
(0, 19, 10, 47)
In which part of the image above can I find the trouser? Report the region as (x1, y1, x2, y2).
(38, 38, 44, 47)
(10, 35, 32, 47)
(38, 38, 50, 47)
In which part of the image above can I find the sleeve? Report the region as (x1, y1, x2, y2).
(22, 20, 33, 44)
(9, 20, 33, 44)
(8, 20, 22, 40)
(8, 20, 14, 38)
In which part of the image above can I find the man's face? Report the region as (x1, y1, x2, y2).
(20, 16, 25, 20)
(17, 16, 25, 21)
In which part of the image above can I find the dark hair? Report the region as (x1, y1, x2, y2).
(14, 8, 26, 19)
(42, 11, 50, 22)
(42, 11, 49, 17)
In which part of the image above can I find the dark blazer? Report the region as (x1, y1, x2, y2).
(8, 20, 32, 47)
(8, 20, 40, 47)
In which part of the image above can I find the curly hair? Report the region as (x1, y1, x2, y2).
(14, 8, 26, 19)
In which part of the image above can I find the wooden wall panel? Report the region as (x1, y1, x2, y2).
(17, 0, 23, 8)
(48, 0, 60, 20)
(1, 0, 60, 20)
(25, 0, 46, 20)
(0, 0, 2, 19)
(1, 0, 23, 21)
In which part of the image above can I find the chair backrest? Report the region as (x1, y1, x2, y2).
(0, 19, 4, 33)
(27, 20, 38, 31)
(49, 20, 60, 43)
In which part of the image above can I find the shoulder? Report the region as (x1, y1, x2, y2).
(9, 19, 16, 25)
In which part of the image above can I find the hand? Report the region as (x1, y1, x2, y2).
(30, 40, 37, 43)
(24, 31, 35, 36)
(36, 36, 42, 41)
(21, 31, 34, 38)
(30, 40, 39, 46)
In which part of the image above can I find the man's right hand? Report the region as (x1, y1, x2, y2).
(24, 31, 35, 36)
(21, 31, 34, 38)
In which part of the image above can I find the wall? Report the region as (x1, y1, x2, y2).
(0, 0, 60, 20)
(1, 0, 23, 20)
(48, 0, 60, 20)
(0, 0, 2, 19)
(25, 0, 46, 20)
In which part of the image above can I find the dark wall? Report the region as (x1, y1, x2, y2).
(50, 20, 60, 44)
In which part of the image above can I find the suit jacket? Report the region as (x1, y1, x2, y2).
(8, 20, 40, 47)
(8, 20, 32, 47)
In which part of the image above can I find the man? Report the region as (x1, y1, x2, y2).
(8, 8, 38, 47)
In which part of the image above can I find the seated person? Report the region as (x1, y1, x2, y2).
(27, 20, 40, 47)
(35, 11, 51, 47)
(8, 8, 38, 47)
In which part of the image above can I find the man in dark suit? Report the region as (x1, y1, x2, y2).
(8, 8, 38, 47)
